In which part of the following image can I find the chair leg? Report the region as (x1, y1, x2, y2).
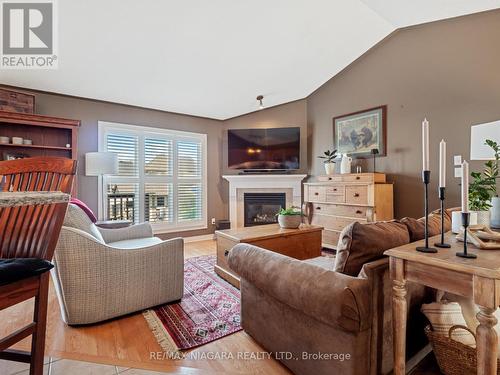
(29, 273, 49, 375)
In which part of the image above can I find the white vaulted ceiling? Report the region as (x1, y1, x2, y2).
(1, 0, 499, 119)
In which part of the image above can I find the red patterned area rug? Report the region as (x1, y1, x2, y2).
(143, 255, 241, 351)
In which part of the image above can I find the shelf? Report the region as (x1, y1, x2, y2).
(0, 143, 72, 151)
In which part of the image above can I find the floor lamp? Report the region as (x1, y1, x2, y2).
(85, 152, 118, 220)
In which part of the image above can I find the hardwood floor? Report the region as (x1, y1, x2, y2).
(0, 240, 291, 375)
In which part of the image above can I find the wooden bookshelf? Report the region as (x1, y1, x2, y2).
(0, 110, 80, 161)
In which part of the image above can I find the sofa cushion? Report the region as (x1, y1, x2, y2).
(304, 256, 336, 271)
(401, 209, 451, 242)
(107, 237, 163, 249)
(0, 258, 54, 286)
(64, 204, 105, 243)
(334, 221, 410, 276)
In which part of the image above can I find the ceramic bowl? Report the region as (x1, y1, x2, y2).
(0, 136, 9, 144)
(12, 137, 23, 145)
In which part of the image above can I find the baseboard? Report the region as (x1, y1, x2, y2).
(183, 234, 215, 243)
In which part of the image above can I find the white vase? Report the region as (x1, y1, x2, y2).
(324, 162, 335, 175)
(491, 197, 500, 229)
(451, 211, 478, 233)
(474, 210, 491, 227)
(340, 154, 352, 174)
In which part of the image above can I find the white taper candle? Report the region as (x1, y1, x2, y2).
(422, 118, 429, 171)
(461, 161, 469, 213)
(439, 139, 446, 188)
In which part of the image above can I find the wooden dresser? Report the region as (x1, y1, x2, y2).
(303, 173, 393, 249)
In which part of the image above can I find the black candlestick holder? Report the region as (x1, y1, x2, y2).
(456, 212, 477, 259)
(434, 187, 451, 248)
(416, 170, 437, 253)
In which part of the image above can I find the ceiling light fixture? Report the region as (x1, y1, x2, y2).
(256, 95, 264, 110)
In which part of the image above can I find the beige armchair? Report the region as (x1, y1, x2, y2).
(51, 204, 184, 325)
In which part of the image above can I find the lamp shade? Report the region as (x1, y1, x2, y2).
(470, 120, 500, 160)
(85, 152, 118, 176)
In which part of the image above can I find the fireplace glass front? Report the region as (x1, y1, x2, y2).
(243, 192, 286, 227)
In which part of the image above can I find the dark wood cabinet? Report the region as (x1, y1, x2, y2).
(0, 111, 80, 193)
(0, 111, 80, 161)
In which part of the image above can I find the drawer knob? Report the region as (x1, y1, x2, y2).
(356, 210, 362, 214)
(316, 206, 321, 210)
(354, 193, 360, 197)
(328, 177, 332, 180)
(224, 250, 229, 257)
(356, 176, 360, 180)
(314, 192, 319, 195)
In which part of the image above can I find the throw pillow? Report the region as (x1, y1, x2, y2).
(334, 220, 410, 276)
(421, 300, 476, 347)
(70, 197, 97, 223)
(401, 209, 451, 242)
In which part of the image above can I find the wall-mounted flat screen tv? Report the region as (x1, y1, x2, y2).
(227, 127, 300, 170)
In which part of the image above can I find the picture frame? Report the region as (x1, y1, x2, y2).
(333, 105, 387, 158)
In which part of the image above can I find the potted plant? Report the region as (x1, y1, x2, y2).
(318, 149, 338, 175)
(485, 140, 499, 228)
(469, 139, 499, 227)
(277, 206, 303, 229)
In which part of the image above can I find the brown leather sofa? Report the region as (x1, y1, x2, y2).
(228, 210, 450, 375)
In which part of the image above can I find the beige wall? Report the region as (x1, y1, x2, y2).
(0, 88, 305, 238)
(5, 90, 226, 238)
(222, 99, 308, 175)
(307, 10, 500, 219)
(3, 9, 500, 229)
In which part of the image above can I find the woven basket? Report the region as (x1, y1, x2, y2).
(425, 325, 500, 375)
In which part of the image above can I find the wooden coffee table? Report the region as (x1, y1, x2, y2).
(214, 224, 323, 288)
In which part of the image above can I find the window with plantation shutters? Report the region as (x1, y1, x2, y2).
(99, 121, 207, 232)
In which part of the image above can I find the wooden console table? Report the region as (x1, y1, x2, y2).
(385, 232, 500, 375)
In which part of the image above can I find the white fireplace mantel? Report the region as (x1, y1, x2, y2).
(223, 174, 307, 228)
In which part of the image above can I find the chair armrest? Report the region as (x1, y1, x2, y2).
(228, 244, 372, 333)
(98, 222, 153, 243)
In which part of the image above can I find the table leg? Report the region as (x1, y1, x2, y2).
(392, 278, 407, 375)
(477, 306, 498, 375)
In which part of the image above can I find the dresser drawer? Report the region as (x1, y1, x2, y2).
(325, 192, 345, 203)
(311, 203, 368, 219)
(308, 186, 326, 202)
(323, 229, 341, 249)
(317, 174, 378, 183)
(317, 175, 342, 182)
(325, 185, 344, 195)
(311, 214, 363, 232)
(345, 185, 368, 205)
(341, 174, 373, 183)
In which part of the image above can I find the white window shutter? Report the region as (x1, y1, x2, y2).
(145, 137, 173, 176)
(106, 133, 139, 176)
(178, 141, 202, 177)
(178, 183, 203, 222)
